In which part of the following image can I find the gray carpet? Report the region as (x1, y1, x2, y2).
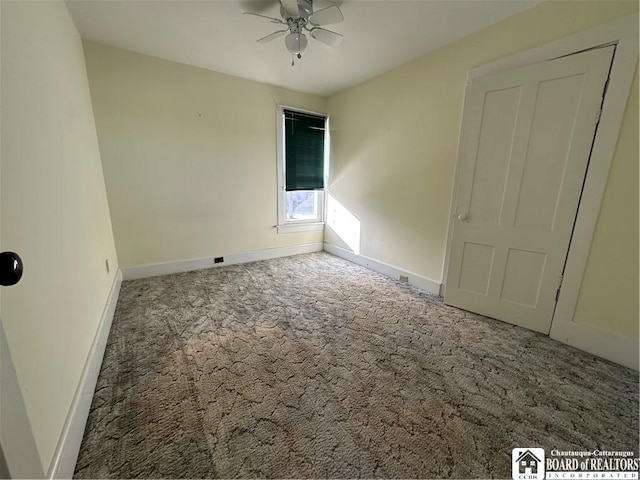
(74, 252, 638, 479)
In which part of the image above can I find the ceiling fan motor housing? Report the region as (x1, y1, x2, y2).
(283, 0, 313, 19)
(299, 0, 313, 19)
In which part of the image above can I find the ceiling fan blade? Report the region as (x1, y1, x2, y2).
(280, 0, 299, 18)
(243, 12, 285, 24)
(310, 27, 343, 47)
(239, 0, 280, 14)
(257, 30, 287, 43)
(309, 5, 343, 27)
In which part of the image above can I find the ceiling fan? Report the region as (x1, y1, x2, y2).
(243, 0, 344, 65)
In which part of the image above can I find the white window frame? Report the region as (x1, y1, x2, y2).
(276, 105, 328, 233)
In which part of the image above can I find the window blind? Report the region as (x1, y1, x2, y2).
(284, 109, 325, 191)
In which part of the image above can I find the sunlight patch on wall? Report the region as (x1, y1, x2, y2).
(327, 194, 361, 254)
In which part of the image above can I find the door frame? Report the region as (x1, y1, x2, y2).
(0, 319, 45, 478)
(442, 13, 638, 369)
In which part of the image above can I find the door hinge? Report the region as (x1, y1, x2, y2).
(595, 107, 602, 125)
(555, 275, 564, 302)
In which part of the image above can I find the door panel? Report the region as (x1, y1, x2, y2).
(458, 242, 494, 295)
(514, 75, 586, 230)
(500, 248, 546, 308)
(468, 86, 521, 226)
(445, 46, 614, 334)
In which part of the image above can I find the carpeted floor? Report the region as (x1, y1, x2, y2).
(74, 252, 638, 479)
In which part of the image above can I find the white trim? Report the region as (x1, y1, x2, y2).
(443, 14, 639, 368)
(549, 318, 638, 371)
(323, 117, 331, 230)
(0, 320, 44, 479)
(324, 243, 441, 295)
(277, 104, 326, 118)
(47, 270, 123, 479)
(441, 66, 473, 297)
(121, 243, 324, 280)
(276, 105, 287, 227)
(276, 222, 324, 234)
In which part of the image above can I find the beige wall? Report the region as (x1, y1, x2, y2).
(0, 1, 118, 472)
(326, 1, 638, 337)
(83, 42, 326, 268)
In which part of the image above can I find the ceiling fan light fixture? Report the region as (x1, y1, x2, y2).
(285, 32, 308, 55)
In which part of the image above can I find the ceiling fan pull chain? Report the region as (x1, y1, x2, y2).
(291, 54, 295, 67)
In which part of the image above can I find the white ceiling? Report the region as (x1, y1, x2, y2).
(66, 0, 541, 97)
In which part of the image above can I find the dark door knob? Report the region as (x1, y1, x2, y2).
(0, 252, 23, 286)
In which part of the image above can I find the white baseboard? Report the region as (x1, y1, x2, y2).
(0, 322, 44, 479)
(47, 270, 123, 479)
(121, 243, 324, 280)
(550, 320, 639, 371)
(323, 243, 442, 296)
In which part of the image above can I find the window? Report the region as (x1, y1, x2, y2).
(276, 106, 327, 233)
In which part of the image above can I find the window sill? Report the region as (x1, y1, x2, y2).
(277, 222, 324, 234)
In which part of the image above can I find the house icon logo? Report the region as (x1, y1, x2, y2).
(512, 448, 545, 480)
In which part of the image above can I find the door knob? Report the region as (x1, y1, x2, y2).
(457, 213, 468, 221)
(0, 252, 23, 286)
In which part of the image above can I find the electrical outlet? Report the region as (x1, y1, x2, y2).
(399, 275, 408, 283)
(105, 259, 110, 274)
(214, 257, 224, 264)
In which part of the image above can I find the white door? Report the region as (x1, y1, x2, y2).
(444, 46, 614, 334)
